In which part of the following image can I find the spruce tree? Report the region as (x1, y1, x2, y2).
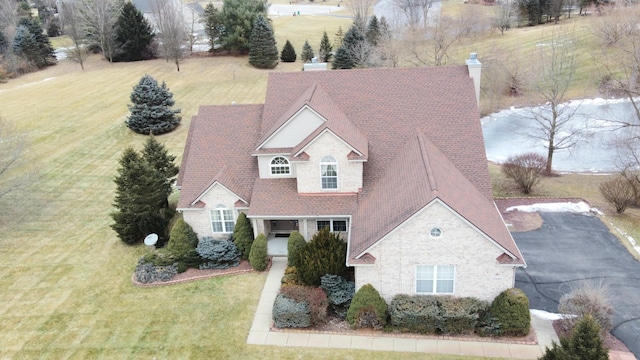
(220, 0, 268, 53)
(13, 26, 40, 65)
(202, 3, 221, 52)
(318, 31, 332, 62)
(366, 15, 381, 46)
(280, 40, 296, 62)
(111, 147, 173, 245)
(113, 2, 155, 62)
(15, 18, 56, 68)
(126, 75, 181, 135)
(248, 14, 278, 69)
(141, 136, 179, 181)
(301, 40, 314, 63)
(568, 316, 608, 360)
(331, 46, 353, 70)
(334, 26, 344, 48)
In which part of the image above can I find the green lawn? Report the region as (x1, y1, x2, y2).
(0, 6, 637, 358)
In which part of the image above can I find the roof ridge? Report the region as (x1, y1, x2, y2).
(306, 83, 318, 103)
(416, 131, 438, 193)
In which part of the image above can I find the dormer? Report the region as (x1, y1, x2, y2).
(253, 84, 369, 193)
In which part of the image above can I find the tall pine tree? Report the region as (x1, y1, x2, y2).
(15, 18, 56, 68)
(126, 75, 181, 135)
(280, 39, 296, 62)
(111, 147, 174, 245)
(202, 3, 221, 52)
(113, 2, 155, 62)
(331, 46, 353, 69)
(318, 31, 332, 62)
(220, 0, 268, 53)
(301, 40, 314, 63)
(366, 15, 381, 46)
(248, 14, 278, 69)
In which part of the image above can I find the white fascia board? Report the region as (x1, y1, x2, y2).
(293, 128, 363, 158)
(191, 181, 248, 207)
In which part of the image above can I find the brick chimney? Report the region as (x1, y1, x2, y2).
(466, 53, 481, 107)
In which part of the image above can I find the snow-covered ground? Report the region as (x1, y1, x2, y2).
(505, 201, 599, 214)
(268, 3, 343, 17)
(482, 97, 640, 173)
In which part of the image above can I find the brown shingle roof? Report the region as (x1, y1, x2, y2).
(177, 104, 263, 209)
(349, 131, 524, 265)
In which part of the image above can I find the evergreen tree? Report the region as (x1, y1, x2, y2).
(379, 16, 391, 39)
(13, 25, 40, 64)
(0, 31, 7, 55)
(568, 316, 608, 360)
(366, 15, 381, 46)
(220, 0, 268, 53)
(111, 147, 173, 245)
(141, 136, 179, 182)
(331, 46, 353, 70)
(202, 3, 221, 52)
(280, 39, 296, 62)
(318, 31, 332, 62)
(233, 212, 255, 259)
(248, 14, 278, 69)
(301, 40, 314, 63)
(126, 75, 181, 135)
(113, 2, 155, 62)
(15, 18, 56, 68)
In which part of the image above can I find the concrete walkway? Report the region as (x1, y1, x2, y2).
(247, 257, 558, 358)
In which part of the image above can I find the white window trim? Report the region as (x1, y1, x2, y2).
(320, 156, 338, 190)
(316, 219, 348, 232)
(270, 156, 291, 176)
(429, 227, 443, 238)
(415, 265, 456, 295)
(210, 205, 235, 233)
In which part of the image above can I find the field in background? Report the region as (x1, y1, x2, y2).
(0, 3, 638, 358)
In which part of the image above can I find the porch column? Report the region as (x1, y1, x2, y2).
(303, 219, 308, 240)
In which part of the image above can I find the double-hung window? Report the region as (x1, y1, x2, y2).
(320, 156, 338, 189)
(211, 204, 235, 233)
(316, 219, 348, 232)
(416, 265, 455, 294)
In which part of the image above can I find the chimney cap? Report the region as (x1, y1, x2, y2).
(469, 52, 477, 60)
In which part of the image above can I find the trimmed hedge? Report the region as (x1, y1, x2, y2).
(249, 233, 269, 271)
(346, 284, 388, 329)
(281, 266, 301, 286)
(389, 294, 489, 334)
(272, 294, 310, 328)
(320, 274, 354, 319)
(287, 231, 306, 268)
(489, 288, 530, 336)
(196, 237, 241, 270)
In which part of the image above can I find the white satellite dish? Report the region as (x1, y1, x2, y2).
(144, 233, 158, 246)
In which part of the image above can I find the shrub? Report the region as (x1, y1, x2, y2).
(297, 227, 347, 286)
(558, 282, 613, 336)
(134, 259, 178, 283)
(287, 231, 306, 268)
(249, 233, 269, 271)
(280, 285, 328, 326)
(502, 153, 546, 194)
(233, 212, 254, 259)
(320, 274, 355, 319)
(599, 176, 634, 213)
(346, 284, 387, 329)
(541, 316, 608, 360)
(196, 237, 241, 270)
(438, 296, 489, 334)
(389, 294, 442, 334)
(145, 217, 201, 273)
(280, 40, 296, 62)
(272, 294, 310, 328)
(281, 266, 301, 286)
(489, 288, 530, 336)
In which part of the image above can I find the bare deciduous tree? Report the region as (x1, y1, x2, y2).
(599, 175, 634, 213)
(60, 0, 88, 70)
(347, 0, 375, 30)
(393, 0, 433, 28)
(80, 0, 121, 63)
(153, 0, 188, 71)
(493, 0, 513, 35)
(0, 117, 36, 200)
(0, 0, 18, 43)
(524, 29, 582, 174)
(406, 16, 461, 66)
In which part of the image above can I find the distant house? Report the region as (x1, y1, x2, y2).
(177, 56, 526, 302)
(131, 0, 204, 37)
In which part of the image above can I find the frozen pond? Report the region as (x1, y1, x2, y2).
(482, 98, 640, 173)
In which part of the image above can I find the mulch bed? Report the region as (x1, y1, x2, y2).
(131, 259, 266, 287)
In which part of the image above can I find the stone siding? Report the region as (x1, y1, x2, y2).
(354, 201, 515, 302)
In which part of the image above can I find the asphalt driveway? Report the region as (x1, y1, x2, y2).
(513, 212, 640, 357)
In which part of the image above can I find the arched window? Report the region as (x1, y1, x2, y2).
(211, 204, 235, 233)
(320, 156, 338, 189)
(270, 156, 290, 175)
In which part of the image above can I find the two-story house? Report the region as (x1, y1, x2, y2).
(177, 57, 526, 302)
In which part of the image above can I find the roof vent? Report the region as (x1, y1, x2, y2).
(231, 101, 236, 105)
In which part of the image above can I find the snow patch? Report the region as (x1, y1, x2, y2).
(530, 309, 573, 321)
(506, 201, 600, 214)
